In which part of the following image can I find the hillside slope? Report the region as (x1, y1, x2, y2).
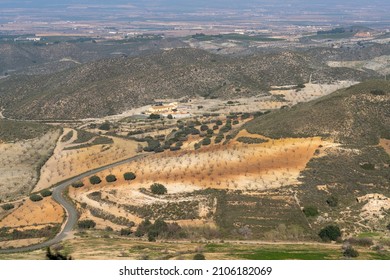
(244, 80, 390, 234)
(245, 80, 390, 145)
(0, 48, 374, 120)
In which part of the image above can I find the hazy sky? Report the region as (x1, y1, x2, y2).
(0, 0, 388, 8)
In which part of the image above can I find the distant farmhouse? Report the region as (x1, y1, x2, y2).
(147, 102, 178, 114)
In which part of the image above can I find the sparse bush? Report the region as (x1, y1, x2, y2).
(386, 223, 390, 231)
(241, 113, 251, 120)
(98, 122, 111, 131)
(105, 226, 113, 232)
(71, 181, 84, 188)
(78, 220, 96, 229)
(106, 174, 117, 183)
(148, 114, 161, 120)
(135, 219, 152, 237)
(370, 89, 385, 96)
(120, 228, 132, 236)
(360, 163, 375, 170)
(193, 253, 206, 260)
(237, 137, 267, 144)
(303, 206, 319, 217)
(1, 204, 14, 211)
(326, 196, 338, 207)
(89, 175, 101, 185)
(148, 230, 158, 242)
(124, 172, 136, 181)
(40, 189, 52, 197)
(343, 246, 359, 258)
(347, 237, 373, 247)
(150, 183, 167, 195)
(319, 225, 341, 242)
(30, 194, 43, 202)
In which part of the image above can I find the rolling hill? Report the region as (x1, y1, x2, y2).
(0, 48, 375, 120)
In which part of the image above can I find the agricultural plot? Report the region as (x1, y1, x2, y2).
(67, 129, 333, 239)
(33, 128, 144, 192)
(0, 129, 61, 201)
(0, 197, 63, 250)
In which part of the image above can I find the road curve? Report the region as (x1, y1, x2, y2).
(0, 153, 147, 254)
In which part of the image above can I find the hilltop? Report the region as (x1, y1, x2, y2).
(0, 48, 374, 120)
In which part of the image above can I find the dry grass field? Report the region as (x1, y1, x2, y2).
(33, 128, 144, 192)
(0, 197, 64, 228)
(0, 129, 61, 201)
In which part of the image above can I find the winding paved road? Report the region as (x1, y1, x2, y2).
(0, 153, 147, 254)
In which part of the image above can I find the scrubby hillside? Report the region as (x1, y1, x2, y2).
(245, 80, 390, 145)
(0, 48, 374, 120)
(244, 80, 390, 235)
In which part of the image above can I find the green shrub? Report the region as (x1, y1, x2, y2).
(98, 122, 111, 131)
(167, 114, 173, 119)
(120, 228, 132, 236)
(40, 189, 52, 197)
(124, 172, 136, 181)
(78, 220, 96, 229)
(319, 225, 341, 242)
(326, 196, 338, 207)
(216, 120, 223, 126)
(89, 175, 101, 185)
(30, 194, 43, 202)
(106, 174, 117, 183)
(193, 253, 206, 260)
(303, 206, 319, 217)
(200, 124, 209, 131)
(370, 89, 385, 96)
(71, 181, 84, 188)
(1, 203, 14, 210)
(343, 247, 359, 258)
(202, 137, 211, 146)
(360, 163, 375, 170)
(148, 114, 161, 120)
(150, 183, 167, 195)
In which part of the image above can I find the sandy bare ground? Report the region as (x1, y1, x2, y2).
(380, 139, 390, 155)
(0, 197, 64, 228)
(33, 129, 142, 192)
(0, 129, 61, 201)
